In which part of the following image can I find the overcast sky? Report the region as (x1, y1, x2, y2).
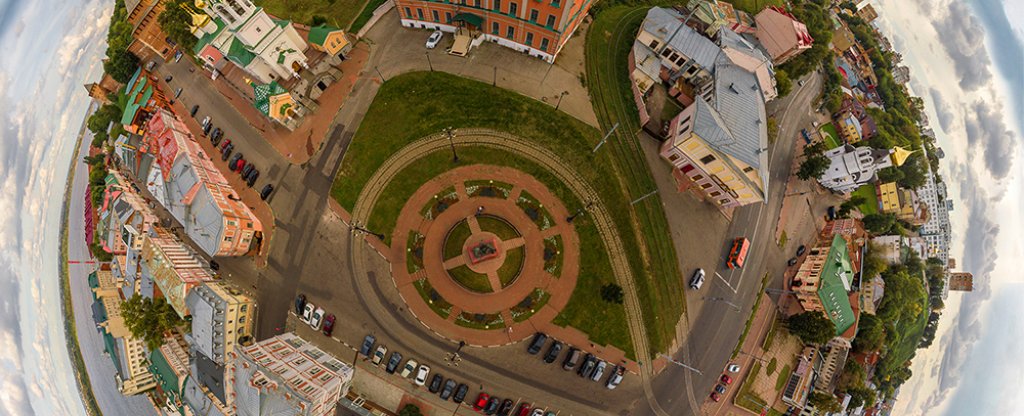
(871, 0, 1024, 414)
(0, 0, 111, 414)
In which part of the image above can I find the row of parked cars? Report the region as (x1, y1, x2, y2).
(295, 295, 335, 336)
(472, 393, 553, 416)
(526, 333, 624, 389)
(357, 335, 476, 404)
(193, 108, 274, 200)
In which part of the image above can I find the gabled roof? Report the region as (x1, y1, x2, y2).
(642, 7, 722, 70)
(226, 38, 256, 67)
(252, 81, 288, 115)
(307, 24, 342, 46)
(712, 61, 769, 182)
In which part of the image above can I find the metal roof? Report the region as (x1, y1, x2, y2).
(191, 351, 227, 405)
(642, 7, 722, 71)
(186, 284, 223, 364)
(712, 61, 769, 184)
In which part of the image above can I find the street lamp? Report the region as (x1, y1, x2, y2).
(350, 222, 385, 240)
(425, 51, 434, 72)
(443, 126, 459, 163)
(566, 201, 594, 224)
(555, 91, 569, 110)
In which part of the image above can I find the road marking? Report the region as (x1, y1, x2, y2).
(715, 272, 738, 294)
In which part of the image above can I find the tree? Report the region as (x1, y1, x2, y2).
(862, 213, 897, 234)
(836, 360, 866, 391)
(786, 312, 835, 345)
(797, 153, 830, 180)
(876, 166, 904, 183)
(600, 283, 624, 304)
(311, 15, 329, 26)
(847, 386, 876, 408)
(87, 103, 122, 135)
(776, 70, 793, 97)
(159, 0, 198, 53)
(121, 295, 183, 350)
(398, 404, 424, 416)
(852, 314, 885, 352)
(808, 392, 842, 413)
(860, 245, 888, 281)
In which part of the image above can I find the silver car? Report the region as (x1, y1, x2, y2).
(590, 360, 607, 382)
(689, 268, 706, 290)
(426, 30, 443, 49)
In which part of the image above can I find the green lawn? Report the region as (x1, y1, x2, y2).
(331, 71, 657, 357)
(448, 265, 493, 293)
(476, 216, 521, 241)
(775, 364, 792, 391)
(443, 220, 472, 261)
(585, 6, 688, 355)
(349, 0, 388, 32)
(497, 246, 524, 287)
(729, 0, 783, 14)
(414, 279, 453, 319)
(852, 184, 879, 215)
(732, 272, 772, 359)
(256, 0, 368, 29)
(819, 123, 842, 149)
(735, 362, 766, 413)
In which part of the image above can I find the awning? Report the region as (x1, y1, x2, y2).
(453, 12, 484, 27)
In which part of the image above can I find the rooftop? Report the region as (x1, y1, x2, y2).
(819, 234, 857, 335)
(642, 8, 722, 70)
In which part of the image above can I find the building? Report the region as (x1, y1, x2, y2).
(916, 167, 951, 264)
(186, 281, 256, 365)
(754, 6, 813, 65)
(791, 234, 858, 336)
(718, 28, 778, 101)
(149, 334, 192, 415)
(782, 346, 822, 408)
(307, 25, 352, 58)
(892, 65, 910, 84)
(85, 73, 122, 104)
(98, 170, 160, 297)
(394, 0, 592, 63)
(251, 80, 304, 129)
(860, 275, 884, 315)
(948, 272, 973, 292)
(815, 338, 851, 394)
(141, 227, 216, 317)
(144, 109, 262, 256)
(634, 7, 723, 100)
(126, 0, 176, 60)
(225, 333, 354, 416)
(192, 0, 309, 83)
(836, 111, 864, 143)
(833, 96, 878, 143)
(856, 3, 879, 23)
(90, 266, 158, 395)
(120, 67, 170, 134)
(685, 0, 755, 36)
(878, 182, 928, 226)
(817, 145, 913, 194)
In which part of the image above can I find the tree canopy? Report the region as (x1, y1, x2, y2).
(159, 0, 198, 53)
(786, 311, 836, 345)
(399, 404, 424, 416)
(808, 392, 842, 413)
(852, 313, 886, 352)
(862, 213, 897, 235)
(103, 0, 140, 83)
(121, 295, 183, 350)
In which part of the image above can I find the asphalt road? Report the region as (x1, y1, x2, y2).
(639, 70, 826, 416)
(67, 131, 157, 415)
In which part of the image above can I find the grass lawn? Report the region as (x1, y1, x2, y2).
(775, 364, 792, 391)
(443, 220, 472, 261)
(414, 279, 453, 319)
(497, 246, 524, 287)
(735, 362, 767, 413)
(331, 71, 654, 357)
(729, 0, 783, 14)
(819, 122, 842, 149)
(477, 216, 521, 241)
(732, 272, 772, 359)
(256, 0, 368, 29)
(349, 0, 388, 32)
(448, 265, 493, 293)
(851, 184, 879, 215)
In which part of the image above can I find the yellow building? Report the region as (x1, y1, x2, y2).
(90, 266, 157, 396)
(185, 281, 255, 364)
(878, 182, 900, 212)
(307, 25, 352, 57)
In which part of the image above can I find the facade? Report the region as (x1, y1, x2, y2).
(892, 65, 910, 85)
(91, 266, 158, 395)
(817, 145, 913, 194)
(126, 0, 175, 60)
(394, 0, 592, 63)
(225, 333, 354, 416)
(121, 67, 170, 133)
(754, 6, 813, 65)
(856, 4, 879, 23)
(307, 25, 352, 57)
(149, 334, 192, 414)
(186, 281, 256, 364)
(634, 7, 721, 100)
(193, 0, 309, 83)
(144, 109, 262, 256)
(792, 234, 857, 336)
(948, 272, 974, 292)
(917, 169, 951, 264)
(860, 276, 884, 315)
(782, 346, 822, 408)
(815, 338, 851, 394)
(252, 80, 303, 129)
(837, 111, 863, 143)
(833, 96, 878, 143)
(878, 182, 928, 226)
(141, 227, 216, 317)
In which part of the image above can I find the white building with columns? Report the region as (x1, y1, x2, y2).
(193, 0, 309, 83)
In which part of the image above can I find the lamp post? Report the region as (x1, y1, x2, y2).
(425, 51, 434, 72)
(566, 202, 594, 224)
(350, 222, 385, 240)
(443, 126, 459, 163)
(555, 91, 569, 110)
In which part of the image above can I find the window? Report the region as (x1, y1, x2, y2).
(700, 154, 716, 164)
(432, 10, 439, 21)
(680, 164, 694, 173)
(494, 0, 501, 11)
(405, 7, 412, 17)
(719, 199, 730, 205)
(506, 26, 514, 39)
(675, 56, 686, 66)
(660, 48, 672, 58)
(692, 174, 704, 181)
(540, 38, 548, 51)
(709, 191, 721, 197)
(474, 0, 480, 6)
(417, 9, 424, 19)
(648, 39, 660, 49)
(446, 12, 452, 23)
(701, 183, 713, 189)
(492, 21, 499, 34)
(551, 0, 559, 6)
(525, 32, 533, 45)
(668, 52, 680, 62)
(668, 154, 679, 161)
(239, 316, 246, 323)
(240, 305, 248, 312)
(509, 2, 517, 15)
(529, 9, 538, 22)
(546, 15, 556, 28)
(743, 166, 754, 173)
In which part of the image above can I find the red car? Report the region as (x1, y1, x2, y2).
(473, 393, 490, 411)
(219, 139, 231, 151)
(321, 314, 335, 336)
(234, 158, 246, 172)
(710, 392, 721, 402)
(720, 374, 733, 385)
(516, 403, 532, 416)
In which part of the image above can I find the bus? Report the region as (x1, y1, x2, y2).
(726, 237, 750, 269)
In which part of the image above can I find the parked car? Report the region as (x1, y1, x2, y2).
(233, 157, 246, 172)
(201, 116, 211, 127)
(221, 144, 233, 161)
(219, 138, 231, 151)
(174, 50, 184, 62)
(473, 393, 490, 411)
(606, 365, 624, 389)
(259, 184, 274, 200)
(400, 359, 418, 378)
(321, 313, 335, 336)
(453, 383, 469, 403)
(720, 374, 733, 385)
(787, 257, 798, 267)
(562, 347, 581, 371)
(210, 127, 222, 141)
(190, 105, 199, 117)
(372, 345, 387, 365)
(229, 153, 243, 170)
(360, 335, 375, 356)
(241, 162, 254, 178)
(301, 303, 314, 323)
(202, 122, 212, 135)
(414, 365, 430, 386)
(174, 87, 183, 98)
(543, 340, 563, 364)
(530, 409, 544, 416)
(796, 245, 806, 257)
(428, 374, 444, 393)
(385, 352, 403, 374)
(710, 392, 721, 402)
(211, 133, 223, 147)
(294, 294, 306, 315)
(827, 205, 837, 220)
(714, 384, 727, 394)
(425, 30, 443, 49)
(246, 169, 259, 187)
(484, 397, 501, 415)
(727, 364, 741, 373)
(577, 354, 597, 378)
(309, 307, 324, 330)
(590, 360, 607, 382)
(165, 75, 173, 83)
(440, 379, 457, 400)
(516, 403, 532, 416)
(689, 268, 706, 290)
(498, 399, 515, 416)
(527, 332, 547, 355)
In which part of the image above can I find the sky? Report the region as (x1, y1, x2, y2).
(0, 0, 113, 415)
(870, 0, 1024, 414)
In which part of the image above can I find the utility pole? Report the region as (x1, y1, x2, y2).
(555, 91, 569, 110)
(425, 52, 434, 72)
(593, 123, 619, 153)
(443, 126, 459, 163)
(658, 354, 702, 375)
(631, 189, 659, 205)
(351, 222, 385, 240)
(374, 66, 386, 82)
(566, 202, 594, 224)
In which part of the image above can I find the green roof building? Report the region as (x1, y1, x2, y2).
(792, 234, 857, 336)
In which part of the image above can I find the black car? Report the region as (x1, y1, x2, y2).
(210, 127, 221, 141)
(527, 332, 547, 355)
(294, 294, 306, 315)
(221, 144, 234, 161)
(385, 352, 402, 374)
(796, 245, 807, 257)
(787, 257, 798, 267)
(714, 384, 727, 394)
(428, 374, 444, 393)
(190, 105, 199, 117)
(229, 153, 243, 170)
(202, 122, 213, 136)
(440, 379, 457, 401)
(211, 133, 223, 147)
(241, 162, 254, 178)
(497, 399, 515, 416)
(483, 397, 500, 415)
(208, 260, 219, 270)
(578, 353, 598, 378)
(164, 75, 173, 82)
(259, 184, 274, 200)
(543, 340, 563, 363)
(827, 206, 837, 220)
(246, 169, 259, 188)
(453, 383, 469, 404)
(359, 334, 375, 356)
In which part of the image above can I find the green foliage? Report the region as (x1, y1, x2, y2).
(836, 359, 866, 391)
(847, 386, 876, 408)
(797, 153, 829, 180)
(775, 70, 792, 98)
(786, 311, 835, 345)
(159, 0, 198, 53)
(311, 15, 329, 26)
(876, 166, 903, 183)
(808, 392, 842, 413)
(103, 1, 140, 83)
(897, 155, 928, 189)
(852, 313, 886, 352)
(861, 244, 888, 281)
(862, 213, 897, 235)
(121, 295, 183, 351)
(838, 194, 865, 218)
(766, 357, 777, 375)
(779, 1, 833, 80)
(398, 404, 424, 416)
(600, 283, 625, 304)
(90, 243, 113, 262)
(87, 104, 122, 135)
(83, 154, 106, 166)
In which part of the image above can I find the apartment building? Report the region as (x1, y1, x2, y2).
(141, 227, 216, 317)
(90, 266, 157, 395)
(791, 234, 857, 336)
(186, 281, 256, 365)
